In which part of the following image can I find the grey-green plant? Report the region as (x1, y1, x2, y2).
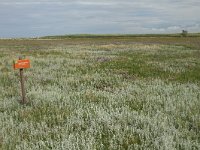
(0, 40, 199, 149)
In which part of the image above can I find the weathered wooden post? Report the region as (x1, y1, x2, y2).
(19, 57, 26, 104)
(13, 56, 30, 104)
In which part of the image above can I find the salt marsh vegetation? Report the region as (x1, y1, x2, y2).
(0, 38, 199, 149)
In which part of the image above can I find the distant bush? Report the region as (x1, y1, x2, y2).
(182, 30, 188, 37)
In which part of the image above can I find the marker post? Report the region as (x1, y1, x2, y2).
(19, 57, 26, 104)
(13, 57, 30, 104)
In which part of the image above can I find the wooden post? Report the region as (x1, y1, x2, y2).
(13, 56, 30, 105)
(19, 56, 26, 104)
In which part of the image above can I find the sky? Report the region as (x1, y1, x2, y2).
(0, 0, 200, 38)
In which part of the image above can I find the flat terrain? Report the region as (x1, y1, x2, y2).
(0, 36, 200, 149)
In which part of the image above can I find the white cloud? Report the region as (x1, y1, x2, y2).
(0, 0, 199, 37)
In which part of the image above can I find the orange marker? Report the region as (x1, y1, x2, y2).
(13, 59, 30, 69)
(13, 57, 30, 104)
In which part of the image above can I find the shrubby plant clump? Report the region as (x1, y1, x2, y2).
(0, 39, 199, 149)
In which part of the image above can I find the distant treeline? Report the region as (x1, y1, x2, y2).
(40, 33, 200, 39)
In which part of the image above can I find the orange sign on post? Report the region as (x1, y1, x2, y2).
(13, 59, 30, 69)
(13, 57, 30, 105)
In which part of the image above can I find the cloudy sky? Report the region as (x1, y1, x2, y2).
(0, 0, 200, 37)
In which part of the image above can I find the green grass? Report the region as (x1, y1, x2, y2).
(0, 37, 199, 149)
(41, 33, 200, 39)
(100, 45, 200, 83)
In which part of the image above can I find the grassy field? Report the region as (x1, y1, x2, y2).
(0, 36, 200, 149)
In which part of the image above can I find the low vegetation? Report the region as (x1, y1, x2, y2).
(0, 36, 199, 149)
